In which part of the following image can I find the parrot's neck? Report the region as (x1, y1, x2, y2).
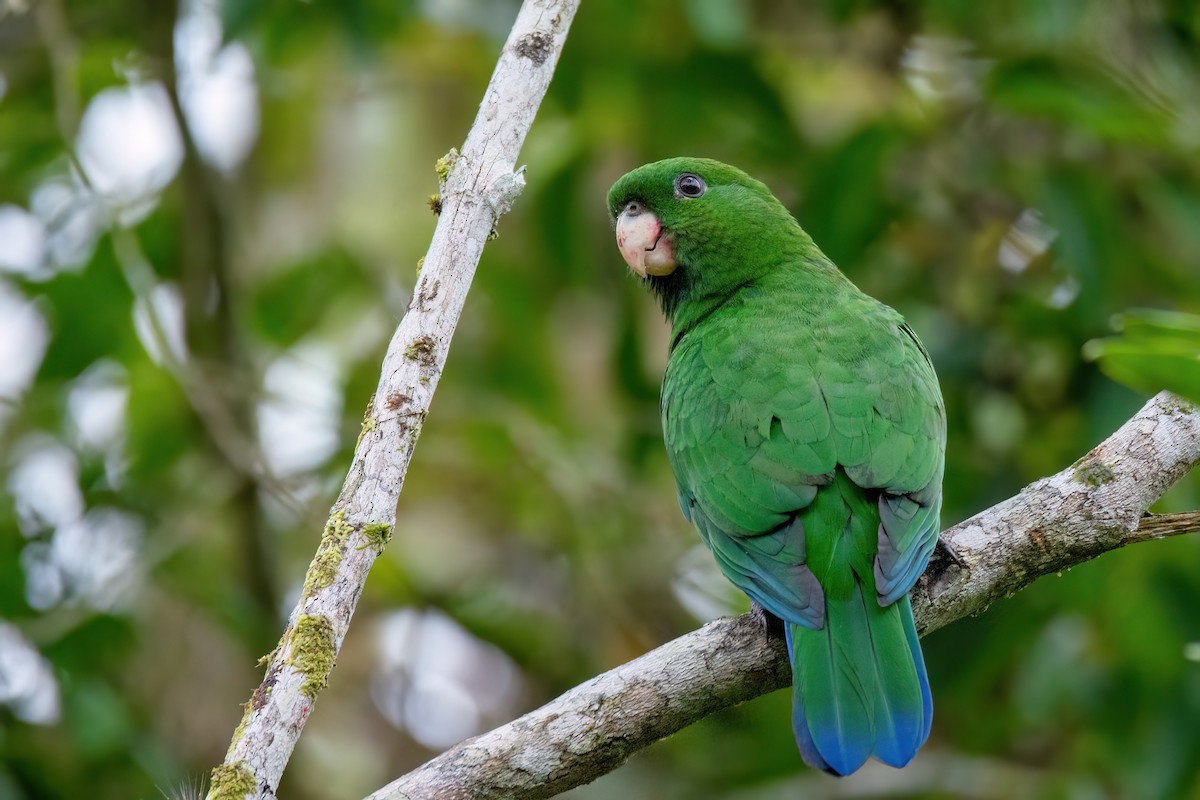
(657, 255, 852, 352)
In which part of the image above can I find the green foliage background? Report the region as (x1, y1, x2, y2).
(1, 1, 1199, 798)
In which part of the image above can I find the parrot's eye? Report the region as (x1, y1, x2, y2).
(675, 173, 706, 199)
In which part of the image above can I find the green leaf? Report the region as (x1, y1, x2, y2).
(1084, 310, 1200, 403)
(247, 246, 371, 346)
(987, 56, 1169, 145)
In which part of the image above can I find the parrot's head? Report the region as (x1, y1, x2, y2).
(606, 157, 805, 321)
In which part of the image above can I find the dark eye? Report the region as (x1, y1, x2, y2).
(675, 173, 706, 199)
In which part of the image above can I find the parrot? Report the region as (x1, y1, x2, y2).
(607, 158, 945, 776)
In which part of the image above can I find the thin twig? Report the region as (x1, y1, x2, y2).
(1128, 511, 1200, 543)
(33, 0, 81, 143)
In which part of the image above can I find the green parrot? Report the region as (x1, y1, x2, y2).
(608, 158, 945, 776)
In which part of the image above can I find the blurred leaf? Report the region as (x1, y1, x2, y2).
(247, 246, 371, 346)
(1084, 309, 1200, 403)
(222, 0, 418, 58)
(43, 613, 137, 674)
(987, 56, 1170, 144)
(682, 0, 750, 49)
(34, 238, 136, 380)
(799, 123, 904, 267)
(65, 680, 133, 758)
(124, 361, 201, 484)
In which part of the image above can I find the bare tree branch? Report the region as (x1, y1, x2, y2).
(205, 2, 581, 798)
(913, 391, 1200, 635)
(365, 391, 1199, 800)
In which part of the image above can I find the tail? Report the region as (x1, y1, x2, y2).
(788, 584, 931, 776)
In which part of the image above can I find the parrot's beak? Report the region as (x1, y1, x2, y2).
(616, 205, 677, 278)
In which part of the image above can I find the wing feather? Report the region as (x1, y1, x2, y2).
(664, 285, 945, 623)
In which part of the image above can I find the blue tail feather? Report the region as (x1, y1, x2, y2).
(785, 624, 833, 773)
(789, 584, 930, 776)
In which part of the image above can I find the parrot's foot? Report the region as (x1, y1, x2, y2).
(750, 601, 786, 640)
(935, 534, 967, 568)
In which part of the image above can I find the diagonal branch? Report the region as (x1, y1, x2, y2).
(365, 391, 1200, 800)
(205, 2, 581, 798)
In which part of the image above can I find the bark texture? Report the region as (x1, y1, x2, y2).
(366, 392, 1199, 800)
(205, 2, 581, 798)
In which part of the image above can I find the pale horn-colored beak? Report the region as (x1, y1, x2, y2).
(616, 203, 677, 278)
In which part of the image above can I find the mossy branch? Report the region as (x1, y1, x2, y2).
(364, 391, 1199, 800)
(205, 2, 582, 798)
